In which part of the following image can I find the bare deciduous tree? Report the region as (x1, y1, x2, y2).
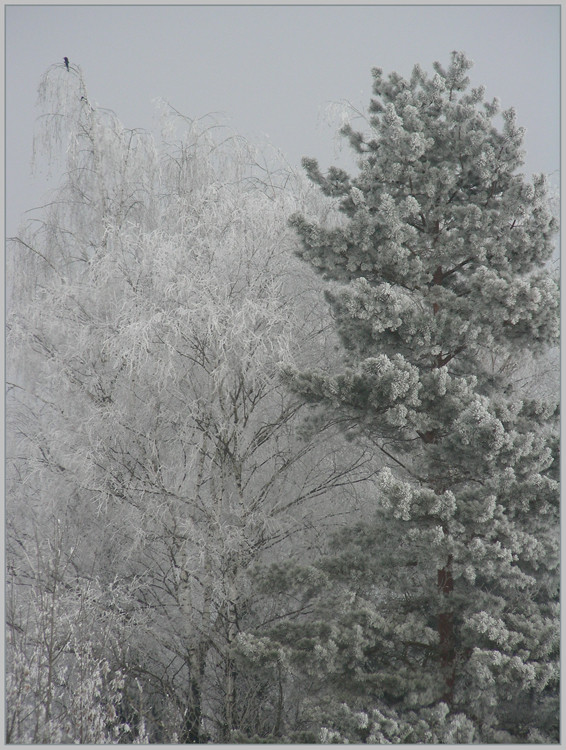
(7, 65, 372, 742)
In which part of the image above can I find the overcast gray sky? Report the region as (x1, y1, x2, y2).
(5, 4, 560, 237)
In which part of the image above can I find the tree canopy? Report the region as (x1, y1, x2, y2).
(260, 50, 559, 743)
(6, 52, 559, 744)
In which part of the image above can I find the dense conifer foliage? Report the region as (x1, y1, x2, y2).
(265, 51, 559, 742)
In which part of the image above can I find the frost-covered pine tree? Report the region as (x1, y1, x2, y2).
(280, 52, 559, 742)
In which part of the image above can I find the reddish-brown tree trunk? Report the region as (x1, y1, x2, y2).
(431, 264, 456, 703)
(432, 265, 443, 316)
(437, 554, 455, 703)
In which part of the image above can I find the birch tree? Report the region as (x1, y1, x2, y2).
(7, 64, 370, 742)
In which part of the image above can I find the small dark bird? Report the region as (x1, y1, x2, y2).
(63, 56, 69, 71)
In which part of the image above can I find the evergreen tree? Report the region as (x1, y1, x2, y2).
(277, 51, 559, 742)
